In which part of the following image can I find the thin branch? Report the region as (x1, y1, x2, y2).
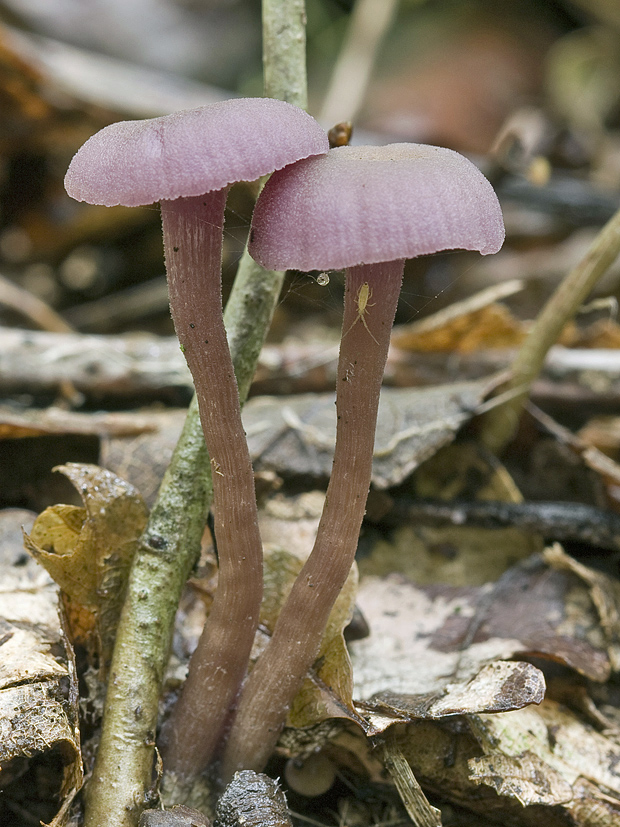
(378, 731, 442, 827)
(83, 392, 211, 827)
(319, 0, 399, 126)
(479, 205, 620, 453)
(0, 271, 74, 333)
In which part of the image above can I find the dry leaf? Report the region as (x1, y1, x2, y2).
(431, 554, 615, 683)
(543, 544, 620, 671)
(386, 696, 620, 827)
(102, 408, 188, 506)
(259, 544, 358, 729)
(359, 660, 544, 731)
(0, 508, 82, 827)
(24, 463, 148, 674)
(469, 699, 620, 822)
(360, 521, 541, 588)
(468, 750, 573, 807)
(350, 550, 615, 702)
(245, 380, 494, 490)
(392, 303, 526, 353)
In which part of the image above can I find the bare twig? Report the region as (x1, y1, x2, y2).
(377, 731, 442, 827)
(0, 271, 74, 333)
(319, 0, 399, 126)
(479, 206, 620, 453)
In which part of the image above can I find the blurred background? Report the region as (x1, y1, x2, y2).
(1, 0, 620, 340)
(6, 7, 620, 827)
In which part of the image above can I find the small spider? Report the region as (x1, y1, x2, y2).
(342, 281, 379, 344)
(210, 457, 224, 477)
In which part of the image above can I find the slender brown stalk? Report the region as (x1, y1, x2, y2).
(84, 204, 284, 826)
(159, 193, 263, 776)
(221, 261, 404, 778)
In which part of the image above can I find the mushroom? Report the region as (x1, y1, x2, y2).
(64, 98, 329, 779)
(221, 143, 505, 776)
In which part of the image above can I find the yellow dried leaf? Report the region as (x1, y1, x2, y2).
(261, 545, 358, 728)
(26, 504, 90, 603)
(24, 463, 148, 672)
(392, 304, 527, 354)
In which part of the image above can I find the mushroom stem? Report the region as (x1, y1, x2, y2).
(221, 260, 404, 778)
(159, 193, 263, 776)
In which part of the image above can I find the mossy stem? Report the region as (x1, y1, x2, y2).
(262, 0, 307, 108)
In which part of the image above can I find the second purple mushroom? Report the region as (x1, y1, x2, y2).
(222, 143, 505, 777)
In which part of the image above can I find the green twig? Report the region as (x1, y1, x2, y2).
(262, 0, 307, 108)
(224, 252, 285, 403)
(82, 1, 307, 824)
(84, 394, 211, 827)
(479, 206, 620, 454)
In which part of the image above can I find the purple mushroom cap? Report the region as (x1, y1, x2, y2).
(64, 97, 329, 207)
(249, 143, 505, 272)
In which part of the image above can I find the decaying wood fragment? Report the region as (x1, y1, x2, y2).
(0, 510, 83, 826)
(0, 327, 192, 399)
(214, 772, 292, 827)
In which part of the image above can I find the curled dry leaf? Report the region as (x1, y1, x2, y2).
(23, 463, 148, 674)
(360, 660, 544, 728)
